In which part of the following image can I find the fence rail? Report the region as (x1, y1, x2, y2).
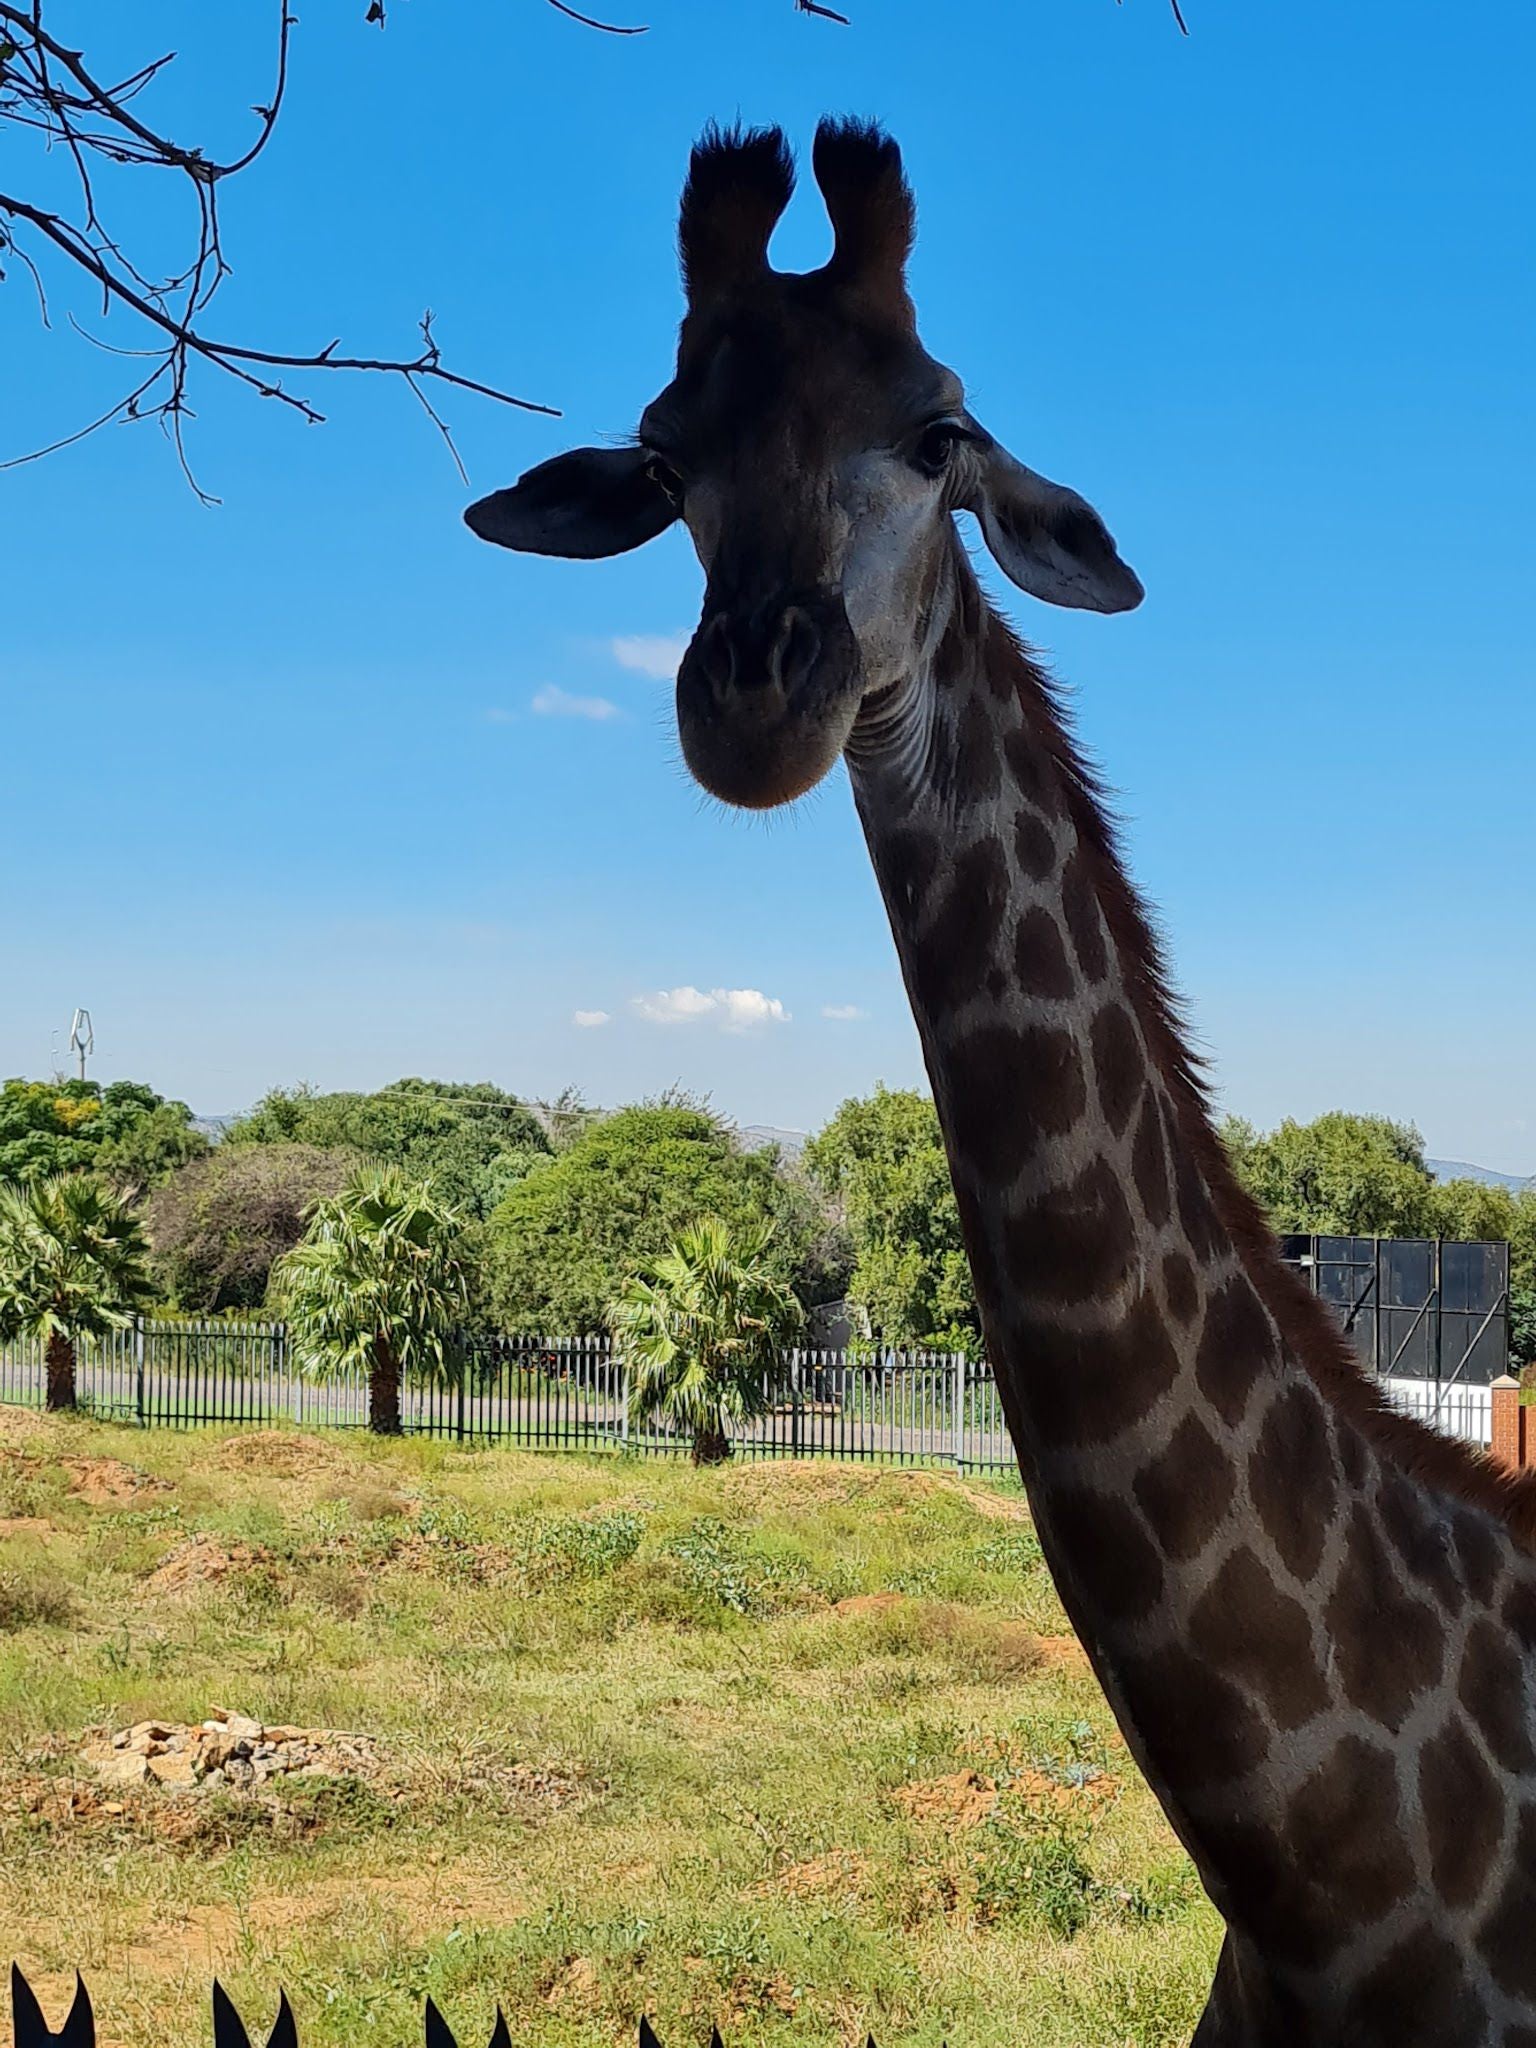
(0, 1319, 1498, 1460)
(0, 1323, 1017, 1470)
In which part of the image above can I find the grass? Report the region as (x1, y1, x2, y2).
(0, 1409, 1218, 2048)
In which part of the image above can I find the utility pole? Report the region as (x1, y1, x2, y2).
(68, 1008, 94, 1082)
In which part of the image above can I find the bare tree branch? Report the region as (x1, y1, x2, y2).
(0, 0, 555, 489)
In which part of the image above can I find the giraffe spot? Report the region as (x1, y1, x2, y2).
(1059, 848, 1109, 984)
(1282, 1736, 1415, 1952)
(912, 839, 1009, 1014)
(1000, 1155, 1135, 1306)
(1501, 1572, 1536, 1649)
(1120, 1643, 1270, 1785)
(876, 825, 939, 920)
(946, 1023, 1086, 1185)
(1458, 1618, 1535, 1773)
(1195, 1279, 1275, 1429)
(1419, 1713, 1503, 1910)
(1133, 1413, 1235, 1561)
(1343, 1925, 1485, 2047)
(1325, 1505, 1445, 1730)
(1047, 1491, 1164, 1623)
(1161, 1250, 1199, 1325)
(1090, 1001, 1142, 1137)
(1477, 1806, 1536, 2002)
(1020, 1287, 1181, 1450)
(1172, 1141, 1223, 1261)
(1013, 808, 1056, 881)
(1249, 1384, 1336, 1583)
(1132, 1094, 1172, 1227)
(954, 692, 1001, 801)
(1378, 1472, 1463, 1614)
(1002, 722, 1063, 819)
(1189, 1546, 1329, 1730)
(1012, 906, 1075, 999)
(1338, 1422, 1371, 1492)
(1454, 1507, 1506, 1607)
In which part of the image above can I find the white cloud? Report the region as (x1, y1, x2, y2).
(611, 633, 689, 681)
(821, 1004, 868, 1022)
(572, 1009, 611, 1029)
(631, 985, 791, 1032)
(531, 685, 621, 722)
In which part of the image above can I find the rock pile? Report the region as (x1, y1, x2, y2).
(82, 1710, 378, 1793)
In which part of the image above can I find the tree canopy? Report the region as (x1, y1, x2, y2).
(0, 1172, 155, 1408)
(486, 1102, 825, 1335)
(0, 1077, 206, 1191)
(225, 1080, 550, 1222)
(144, 1141, 365, 1312)
(1222, 1109, 1536, 1363)
(805, 1086, 980, 1353)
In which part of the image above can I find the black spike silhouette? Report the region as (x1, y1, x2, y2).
(11, 1969, 93, 2048)
(8, 1972, 884, 2048)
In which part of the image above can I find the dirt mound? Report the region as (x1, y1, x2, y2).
(214, 1432, 350, 1478)
(892, 1769, 999, 1830)
(62, 1456, 167, 1506)
(757, 1849, 868, 1900)
(1035, 1633, 1090, 1672)
(147, 1535, 267, 1595)
(833, 1591, 909, 1618)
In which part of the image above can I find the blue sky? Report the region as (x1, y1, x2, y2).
(3, 0, 1533, 1163)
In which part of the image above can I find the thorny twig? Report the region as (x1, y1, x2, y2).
(0, 0, 556, 493)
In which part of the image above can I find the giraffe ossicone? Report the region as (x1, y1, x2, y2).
(466, 117, 1536, 2048)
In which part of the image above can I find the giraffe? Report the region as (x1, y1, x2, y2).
(464, 119, 1536, 2046)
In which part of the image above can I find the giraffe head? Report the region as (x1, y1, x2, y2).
(465, 119, 1142, 809)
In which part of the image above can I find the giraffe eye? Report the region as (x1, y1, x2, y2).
(912, 420, 965, 479)
(645, 455, 685, 507)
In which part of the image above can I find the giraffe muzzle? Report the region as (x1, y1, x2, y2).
(676, 589, 862, 809)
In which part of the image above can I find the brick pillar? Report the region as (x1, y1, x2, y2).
(1491, 1375, 1525, 1470)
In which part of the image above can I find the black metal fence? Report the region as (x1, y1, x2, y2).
(1279, 1235, 1510, 1384)
(0, 1322, 1017, 1472)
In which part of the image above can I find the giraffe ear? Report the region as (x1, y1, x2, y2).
(464, 447, 678, 560)
(965, 427, 1143, 615)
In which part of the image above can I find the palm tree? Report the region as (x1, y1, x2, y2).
(610, 1216, 804, 1464)
(0, 1173, 155, 1410)
(274, 1165, 470, 1434)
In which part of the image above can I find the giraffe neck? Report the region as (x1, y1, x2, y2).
(843, 538, 1536, 1981)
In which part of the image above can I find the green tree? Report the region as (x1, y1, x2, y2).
(611, 1217, 803, 1464)
(0, 1077, 206, 1189)
(273, 1167, 471, 1436)
(1218, 1110, 1438, 1237)
(144, 1143, 364, 1311)
(485, 1102, 818, 1334)
(0, 1174, 154, 1410)
(226, 1079, 550, 1220)
(805, 1086, 979, 1352)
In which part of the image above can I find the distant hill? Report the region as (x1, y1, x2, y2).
(739, 1124, 808, 1160)
(1427, 1158, 1532, 1193)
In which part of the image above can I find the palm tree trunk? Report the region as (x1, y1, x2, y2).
(369, 1335, 403, 1435)
(44, 1330, 77, 1412)
(691, 1422, 729, 1465)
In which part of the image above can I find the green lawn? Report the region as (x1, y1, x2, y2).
(0, 1409, 1217, 2048)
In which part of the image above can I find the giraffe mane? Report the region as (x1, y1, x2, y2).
(982, 603, 1536, 1549)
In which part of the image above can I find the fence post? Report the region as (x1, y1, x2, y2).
(791, 1349, 803, 1458)
(134, 1316, 146, 1427)
(951, 1351, 965, 1470)
(1491, 1376, 1525, 1470)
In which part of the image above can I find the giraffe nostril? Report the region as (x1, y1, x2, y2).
(771, 606, 822, 692)
(694, 614, 737, 695)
